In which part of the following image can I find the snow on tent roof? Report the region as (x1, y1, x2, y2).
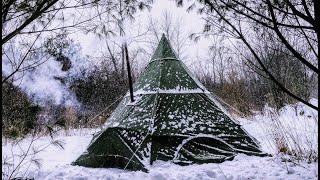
(72, 34, 266, 172)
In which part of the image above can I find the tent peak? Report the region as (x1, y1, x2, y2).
(160, 33, 168, 41)
(151, 34, 178, 60)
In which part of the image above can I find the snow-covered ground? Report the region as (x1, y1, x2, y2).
(2, 99, 318, 180)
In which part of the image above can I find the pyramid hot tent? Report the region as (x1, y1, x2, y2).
(72, 35, 265, 172)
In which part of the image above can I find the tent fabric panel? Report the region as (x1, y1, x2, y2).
(104, 97, 133, 126)
(153, 93, 240, 136)
(105, 94, 157, 131)
(159, 60, 201, 90)
(72, 128, 147, 171)
(150, 136, 186, 164)
(152, 93, 264, 156)
(132, 60, 161, 92)
(117, 128, 152, 160)
(131, 58, 202, 94)
(149, 135, 237, 165)
(173, 136, 236, 165)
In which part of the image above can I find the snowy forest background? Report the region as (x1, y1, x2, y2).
(2, 0, 318, 179)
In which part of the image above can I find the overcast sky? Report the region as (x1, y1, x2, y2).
(72, 0, 211, 63)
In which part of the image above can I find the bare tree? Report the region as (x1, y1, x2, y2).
(147, 10, 191, 60)
(2, 0, 104, 84)
(177, 0, 318, 110)
(2, 0, 152, 85)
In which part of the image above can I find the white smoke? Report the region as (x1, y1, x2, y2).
(2, 44, 91, 108)
(20, 60, 79, 107)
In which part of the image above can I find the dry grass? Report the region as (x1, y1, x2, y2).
(262, 104, 318, 164)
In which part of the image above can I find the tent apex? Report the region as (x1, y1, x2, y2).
(151, 33, 178, 60)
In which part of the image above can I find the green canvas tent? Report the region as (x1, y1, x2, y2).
(72, 35, 265, 172)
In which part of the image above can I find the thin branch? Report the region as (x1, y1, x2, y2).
(204, 0, 318, 110)
(19, 8, 112, 34)
(221, 0, 314, 30)
(266, 0, 318, 73)
(2, 0, 15, 26)
(2, 4, 60, 84)
(2, 0, 59, 45)
(285, 0, 315, 26)
(294, 15, 318, 58)
(301, 0, 313, 20)
(5, 2, 95, 22)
